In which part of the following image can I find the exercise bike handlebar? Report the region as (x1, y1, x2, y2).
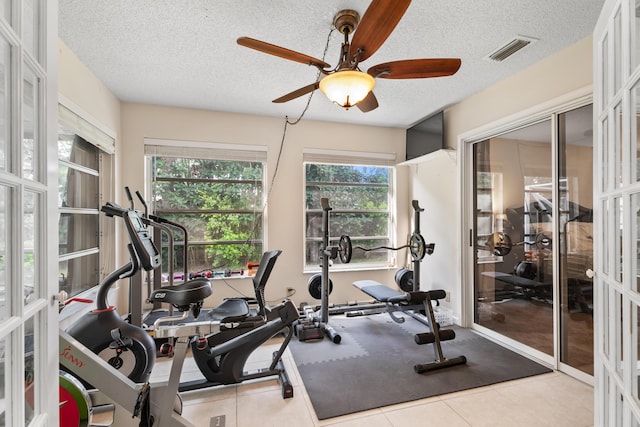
(134, 189, 190, 279)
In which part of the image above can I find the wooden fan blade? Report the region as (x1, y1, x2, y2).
(356, 91, 379, 112)
(272, 82, 320, 103)
(237, 37, 331, 70)
(349, 0, 411, 63)
(368, 58, 461, 79)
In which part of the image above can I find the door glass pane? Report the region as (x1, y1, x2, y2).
(615, 8, 622, 94)
(633, 302, 640, 401)
(635, 0, 640, 73)
(603, 34, 609, 108)
(615, 103, 623, 188)
(634, 79, 640, 182)
(24, 315, 35, 424)
(615, 290, 624, 376)
(603, 198, 610, 276)
(0, 36, 8, 172)
(0, 1, 9, 23)
(603, 283, 610, 358)
(558, 104, 594, 375)
(23, 66, 38, 181)
(473, 120, 553, 356)
(22, 0, 39, 61)
(634, 194, 640, 293)
(23, 191, 38, 305)
(602, 117, 609, 192)
(615, 196, 624, 283)
(0, 335, 6, 425)
(0, 186, 7, 321)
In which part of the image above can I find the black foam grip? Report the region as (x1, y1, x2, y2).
(414, 329, 456, 345)
(407, 289, 446, 304)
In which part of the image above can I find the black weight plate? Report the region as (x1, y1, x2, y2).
(395, 268, 414, 292)
(535, 232, 552, 249)
(490, 231, 512, 256)
(410, 233, 426, 261)
(338, 234, 352, 263)
(307, 273, 333, 300)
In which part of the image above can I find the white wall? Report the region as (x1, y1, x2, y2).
(404, 150, 458, 313)
(58, 39, 122, 152)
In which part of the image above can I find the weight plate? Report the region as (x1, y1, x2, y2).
(489, 232, 512, 256)
(307, 273, 333, 300)
(534, 232, 552, 249)
(338, 234, 352, 264)
(59, 370, 92, 425)
(394, 268, 414, 292)
(410, 233, 426, 261)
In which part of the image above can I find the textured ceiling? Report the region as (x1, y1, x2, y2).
(58, 1, 604, 129)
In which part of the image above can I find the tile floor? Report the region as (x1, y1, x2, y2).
(145, 336, 595, 427)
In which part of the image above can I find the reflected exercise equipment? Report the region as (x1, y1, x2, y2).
(482, 230, 552, 257)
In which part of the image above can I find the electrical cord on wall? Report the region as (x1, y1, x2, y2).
(219, 25, 336, 295)
(242, 25, 335, 244)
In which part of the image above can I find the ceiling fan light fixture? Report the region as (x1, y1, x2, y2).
(319, 70, 375, 109)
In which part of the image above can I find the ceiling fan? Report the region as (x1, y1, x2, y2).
(236, 0, 461, 112)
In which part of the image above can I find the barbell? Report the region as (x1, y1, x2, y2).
(337, 233, 433, 264)
(484, 231, 552, 257)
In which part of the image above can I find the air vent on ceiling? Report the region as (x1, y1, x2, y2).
(485, 35, 538, 62)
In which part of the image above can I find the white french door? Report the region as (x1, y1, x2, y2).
(593, 0, 640, 425)
(0, 1, 59, 426)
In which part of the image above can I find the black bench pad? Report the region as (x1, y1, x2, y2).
(353, 280, 407, 302)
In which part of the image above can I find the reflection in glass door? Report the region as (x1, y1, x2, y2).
(558, 104, 594, 375)
(473, 119, 554, 357)
(472, 104, 594, 376)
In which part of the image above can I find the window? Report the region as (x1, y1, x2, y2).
(304, 160, 394, 270)
(58, 117, 114, 298)
(145, 141, 267, 278)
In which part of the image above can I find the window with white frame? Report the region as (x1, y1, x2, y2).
(303, 149, 396, 270)
(145, 141, 267, 278)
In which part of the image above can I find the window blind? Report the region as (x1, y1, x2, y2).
(145, 138, 268, 162)
(58, 103, 116, 154)
(303, 147, 396, 166)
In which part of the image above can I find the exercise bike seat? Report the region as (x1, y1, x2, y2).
(204, 250, 282, 323)
(205, 298, 251, 322)
(148, 277, 213, 309)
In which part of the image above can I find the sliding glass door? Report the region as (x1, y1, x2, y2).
(471, 104, 593, 376)
(473, 119, 555, 357)
(557, 105, 594, 375)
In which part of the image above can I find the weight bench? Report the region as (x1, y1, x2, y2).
(353, 280, 467, 373)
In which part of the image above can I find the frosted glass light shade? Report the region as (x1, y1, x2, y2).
(319, 70, 375, 108)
